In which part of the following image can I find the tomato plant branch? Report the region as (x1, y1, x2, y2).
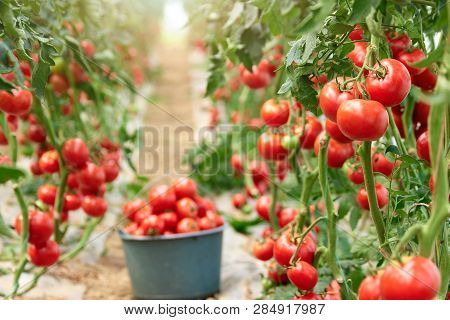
(392, 224, 423, 258)
(268, 162, 280, 231)
(290, 216, 326, 266)
(387, 108, 408, 155)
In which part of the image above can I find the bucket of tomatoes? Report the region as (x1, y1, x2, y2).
(119, 178, 224, 299)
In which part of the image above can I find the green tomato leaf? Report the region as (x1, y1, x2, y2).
(348, 0, 381, 24)
(0, 165, 26, 183)
(412, 42, 444, 68)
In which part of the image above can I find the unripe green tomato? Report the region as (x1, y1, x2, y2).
(281, 135, 299, 150)
(261, 277, 274, 291)
(242, 204, 252, 215)
(51, 57, 66, 74)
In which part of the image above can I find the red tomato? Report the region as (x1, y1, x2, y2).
(15, 210, 54, 246)
(63, 193, 81, 211)
(413, 101, 430, 125)
(48, 73, 69, 95)
(176, 197, 198, 219)
(133, 207, 151, 224)
(79, 182, 106, 197)
(386, 32, 411, 57)
(347, 165, 364, 185)
(260, 99, 290, 127)
(176, 217, 200, 233)
(195, 196, 215, 217)
(309, 74, 328, 89)
(313, 133, 354, 168)
(123, 199, 148, 220)
(39, 150, 60, 174)
(67, 173, 79, 189)
(37, 184, 57, 205)
(77, 162, 106, 190)
(366, 59, 411, 107)
(324, 280, 342, 300)
(356, 183, 389, 210)
(30, 161, 43, 176)
(287, 261, 318, 291)
(70, 62, 89, 83)
(148, 184, 176, 213)
(80, 39, 95, 58)
(173, 177, 197, 199)
(232, 193, 247, 209)
(397, 48, 426, 76)
(249, 160, 269, 183)
(261, 227, 273, 238)
(62, 138, 89, 168)
(293, 293, 323, 300)
(276, 160, 290, 181)
(0, 89, 33, 115)
(160, 212, 178, 231)
(239, 65, 270, 89)
(411, 68, 437, 91)
(28, 240, 60, 267)
(255, 195, 281, 221)
(299, 116, 323, 149)
(230, 154, 243, 175)
(258, 59, 277, 78)
(267, 262, 288, 284)
(278, 207, 298, 227)
(27, 124, 46, 143)
(252, 238, 274, 261)
(212, 87, 230, 101)
(337, 99, 388, 141)
(257, 132, 288, 160)
(319, 78, 356, 122)
(372, 153, 394, 176)
(207, 210, 224, 227)
(273, 232, 316, 267)
(325, 119, 352, 143)
(198, 215, 216, 230)
(123, 222, 138, 235)
(81, 195, 107, 217)
(140, 215, 165, 235)
(347, 42, 367, 67)
(358, 275, 381, 300)
(392, 107, 406, 137)
(102, 159, 120, 182)
(349, 24, 364, 41)
(380, 256, 440, 300)
(416, 131, 430, 163)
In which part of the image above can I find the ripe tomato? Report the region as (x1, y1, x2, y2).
(206, 210, 223, 227)
(273, 232, 316, 267)
(380, 256, 440, 300)
(159, 212, 178, 231)
(347, 42, 367, 68)
(325, 119, 352, 143)
(386, 32, 411, 57)
(287, 261, 318, 291)
(27, 124, 46, 143)
(102, 159, 120, 182)
(232, 193, 247, 209)
(80, 39, 95, 58)
(37, 184, 57, 205)
(347, 165, 364, 185)
(276, 160, 290, 181)
(62, 138, 89, 168)
(411, 68, 437, 91)
(28, 240, 60, 267)
(309, 74, 328, 89)
(319, 78, 355, 122)
(148, 184, 176, 213)
(258, 59, 277, 78)
(356, 183, 389, 210)
(15, 210, 54, 246)
(230, 154, 243, 175)
(123, 222, 138, 235)
(337, 99, 388, 141)
(48, 73, 69, 95)
(77, 162, 106, 190)
(133, 207, 151, 224)
(392, 107, 406, 137)
(298, 116, 323, 149)
(255, 195, 281, 221)
(67, 173, 79, 189)
(239, 65, 270, 89)
(195, 196, 215, 217)
(257, 132, 288, 160)
(198, 216, 216, 230)
(324, 280, 342, 300)
(81, 195, 107, 217)
(173, 177, 197, 199)
(278, 207, 298, 227)
(397, 48, 426, 76)
(176, 197, 198, 219)
(413, 101, 430, 125)
(349, 24, 364, 41)
(0, 89, 33, 115)
(293, 292, 323, 300)
(260, 99, 290, 127)
(267, 262, 288, 284)
(416, 131, 430, 163)
(372, 153, 394, 176)
(70, 62, 89, 83)
(30, 161, 43, 175)
(313, 133, 354, 168)
(249, 160, 269, 183)
(252, 238, 274, 261)
(140, 215, 165, 235)
(176, 217, 200, 233)
(63, 193, 81, 211)
(358, 275, 381, 300)
(39, 150, 60, 174)
(366, 59, 411, 107)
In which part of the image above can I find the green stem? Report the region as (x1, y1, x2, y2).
(392, 224, 423, 258)
(387, 108, 408, 155)
(290, 217, 326, 265)
(60, 218, 101, 260)
(268, 162, 279, 231)
(295, 169, 318, 233)
(437, 227, 448, 299)
(53, 168, 68, 243)
(360, 141, 391, 255)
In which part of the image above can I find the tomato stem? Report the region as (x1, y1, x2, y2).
(392, 224, 423, 258)
(268, 162, 280, 231)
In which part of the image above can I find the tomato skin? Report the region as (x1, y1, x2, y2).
(159, 212, 178, 231)
(324, 280, 342, 300)
(325, 119, 352, 143)
(63, 193, 81, 211)
(48, 73, 69, 95)
(416, 131, 430, 163)
(37, 184, 57, 205)
(67, 173, 79, 189)
(239, 65, 270, 89)
(198, 216, 216, 230)
(380, 256, 441, 300)
(314, 134, 354, 168)
(347, 166, 364, 184)
(358, 275, 381, 300)
(230, 154, 243, 175)
(81, 195, 108, 217)
(123, 199, 147, 221)
(287, 261, 318, 291)
(176, 197, 198, 219)
(173, 177, 197, 199)
(273, 232, 316, 267)
(257, 132, 288, 160)
(80, 39, 95, 58)
(392, 107, 406, 137)
(102, 159, 120, 182)
(27, 124, 46, 143)
(252, 238, 275, 261)
(357, 183, 389, 210)
(366, 59, 411, 107)
(176, 217, 200, 233)
(386, 32, 411, 57)
(77, 162, 106, 190)
(39, 150, 60, 174)
(412, 101, 430, 125)
(123, 222, 139, 235)
(148, 184, 176, 213)
(297, 116, 323, 150)
(337, 99, 388, 141)
(411, 68, 437, 91)
(15, 210, 54, 246)
(140, 215, 165, 235)
(249, 160, 269, 184)
(347, 42, 367, 68)
(267, 262, 288, 284)
(0, 89, 33, 115)
(30, 161, 43, 175)
(62, 138, 90, 168)
(232, 193, 247, 209)
(372, 153, 394, 177)
(319, 78, 355, 122)
(349, 24, 364, 41)
(397, 48, 426, 76)
(28, 240, 60, 267)
(260, 99, 290, 127)
(258, 59, 277, 78)
(255, 195, 281, 221)
(278, 207, 298, 227)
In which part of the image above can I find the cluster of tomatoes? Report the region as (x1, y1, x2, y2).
(122, 178, 224, 236)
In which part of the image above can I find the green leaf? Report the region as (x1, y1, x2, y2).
(297, 0, 335, 34)
(31, 61, 50, 100)
(385, 144, 400, 156)
(261, 1, 282, 35)
(0, 75, 15, 92)
(0, 212, 14, 238)
(0, 165, 26, 183)
(277, 78, 292, 94)
(223, 2, 244, 29)
(205, 54, 225, 96)
(292, 75, 318, 112)
(412, 43, 444, 68)
(349, 207, 361, 230)
(348, 0, 381, 24)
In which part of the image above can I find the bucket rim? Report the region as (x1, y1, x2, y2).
(118, 225, 224, 241)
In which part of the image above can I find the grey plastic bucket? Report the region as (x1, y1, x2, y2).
(119, 226, 223, 299)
